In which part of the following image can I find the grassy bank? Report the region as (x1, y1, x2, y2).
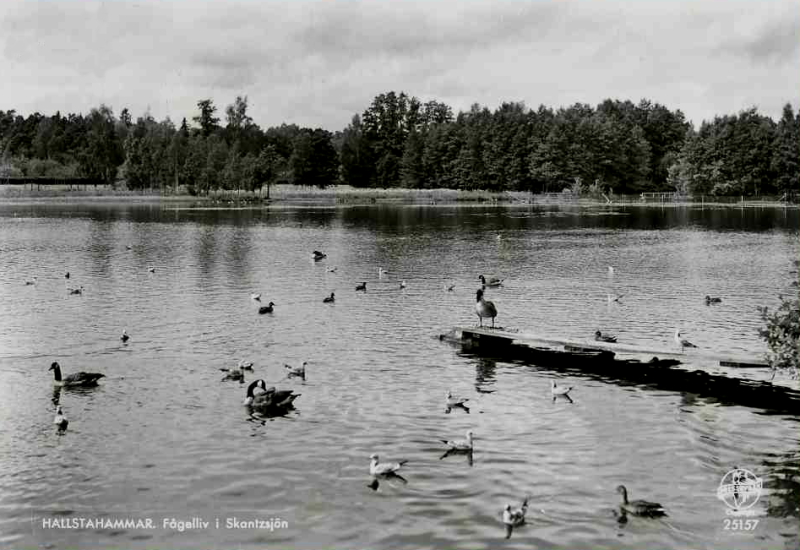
(0, 183, 795, 208)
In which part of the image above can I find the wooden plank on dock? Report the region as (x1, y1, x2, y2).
(457, 327, 768, 368)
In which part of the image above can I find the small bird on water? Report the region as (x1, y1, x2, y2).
(323, 292, 335, 303)
(25, 277, 37, 286)
(355, 282, 367, 292)
(615, 485, 667, 517)
(53, 406, 69, 433)
(502, 496, 529, 539)
(258, 302, 275, 314)
(251, 293, 261, 302)
(120, 329, 130, 343)
(285, 361, 307, 379)
(705, 295, 722, 305)
(445, 391, 470, 413)
(551, 380, 573, 399)
(594, 330, 617, 343)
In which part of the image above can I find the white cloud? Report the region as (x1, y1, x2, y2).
(1, 0, 798, 129)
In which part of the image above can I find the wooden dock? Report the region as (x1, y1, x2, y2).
(439, 327, 799, 415)
(455, 327, 768, 368)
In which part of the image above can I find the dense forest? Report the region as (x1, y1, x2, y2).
(0, 92, 797, 196)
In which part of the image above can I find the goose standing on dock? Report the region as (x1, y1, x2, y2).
(705, 295, 722, 305)
(615, 485, 666, 517)
(594, 330, 617, 343)
(53, 406, 69, 433)
(313, 250, 327, 261)
(120, 329, 130, 344)
(355, 282, 367, 292)
(475, 288, 497, 328)
(285, 361, 307, 379)
(502, 496, 529, 539)
(478, 275, 504, 287)
(674, 329, 698, 351)
(258, 302, 275, 314)
(48, 362, 104, 387)
(323, 292, 335, 303)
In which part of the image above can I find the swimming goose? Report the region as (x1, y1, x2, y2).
(243, 380, 300, 409)
(594, 330, 617, 343)
(258, 302, 275, 314)
(446, 391, 470, 413)
(551, 380, 573, 397)
(49, 362, 104, 387)
(674, 329, 698, 351)
(323, 292, 335, 303)
(251, 293, 261, 302)
(616, 485, 666, 517)
(68, 286, 84, 295)
(502, 497, 529, 539)
(25, 277, 38, 286)
(369, 454, 407, 477)
(120, 329, 130, 343)
(312, 250, 327, 261)
(285, 361, 307, 378)
(53, 406, 69, 432)
(478, 275, 504, 287)
(355, 282, 367, 292)
(475, 289, 497, 328)
(705, 295, 722, 304)
(607, 293, 623, 303)
(441, 430, 474, 451)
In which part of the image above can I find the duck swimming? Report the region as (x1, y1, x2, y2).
(313, 250, 327, 261)
(53, 406, 69, 432)
(478, 275, 503, 287)
(475, 288, 497, 328)
(49, 362, 104, 387)
(355, 282, 367, 292)
(323, 292, 335, 303)
(258, 302, 275, 314)
(594, 330, 617, 343)
(616, 485, 667, 517)
(705, 295, 722, 304)
(120, 329, 130, 343)
(68, 286, 84, 295)
(502, 496, 529, 539)
(24, 277, 38, 286)
(285, 362, 306, 379)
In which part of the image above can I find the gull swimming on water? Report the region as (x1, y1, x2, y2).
(478, 275, 504, 287)
(674, 329, 698, 351)
(445, 391, 470, 413)
(502, 496, 529, 539)
(441, 430, 474, 452)
(251, 293, 261, 302)
(551, 380, 573, 400)
(594, 330, 617, 343)
(607, 293, 623, 303)
(285, 361, 306, 379)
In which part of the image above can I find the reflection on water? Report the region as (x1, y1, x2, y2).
(0, 202, 798, 550)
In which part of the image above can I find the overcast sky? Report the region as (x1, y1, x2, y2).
(1, 0, 798, 130)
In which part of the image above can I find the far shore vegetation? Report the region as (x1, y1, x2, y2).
(1, 93, 798, 201)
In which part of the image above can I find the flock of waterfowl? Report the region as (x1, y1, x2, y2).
(31, 253, 676, 540)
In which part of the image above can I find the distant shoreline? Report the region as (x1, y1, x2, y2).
(0, 184, 795, 208)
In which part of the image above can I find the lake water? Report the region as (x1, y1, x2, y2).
(0, 202, 798, 550)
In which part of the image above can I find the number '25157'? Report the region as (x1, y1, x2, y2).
(724, 518, 759, 531)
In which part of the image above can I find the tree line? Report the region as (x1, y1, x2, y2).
(1, 92, 797, 196)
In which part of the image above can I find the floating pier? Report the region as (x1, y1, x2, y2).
(455, 327, 769, 368)
(440, 327, 799, 415)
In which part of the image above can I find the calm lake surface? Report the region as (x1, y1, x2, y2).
(0, 202, 798, 550)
